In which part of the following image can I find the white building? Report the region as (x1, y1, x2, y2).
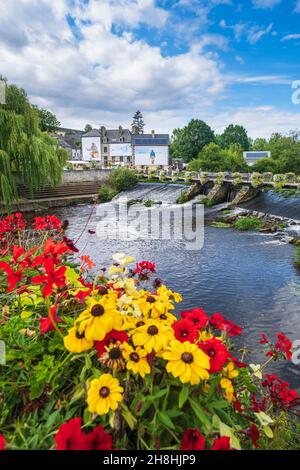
(243, 151, 271, 166)
(132, 130, 170, 168)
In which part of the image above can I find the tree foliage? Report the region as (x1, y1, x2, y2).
(33, 107, 61, 132)
(84, 123, 93, 133)
(218, 124, 250, 151)
(252, 132, 300, 174)
(171, 119, 215, 162)
(0, 81, 67, 208)
(131, 110, 145, 134)
(188, 143, 248, 172)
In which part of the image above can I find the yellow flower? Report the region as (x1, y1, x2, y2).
(132, 319, 174, 353)
(157, 285, 182, 303)
(122, 315, 147, 330)
(123, 343, 151, 378)
(137, 291, 174, 318)
(99, 342, 125, 372)
(76, 295, 122, 341)
(112, 253, 135, 266)
(150, 309, 176, 325)
(87, 373, 123, 415)
(64, 326, 93, 353)
(198, 331, 213, 342)
(220, 362, 238, 402)
(164, 340, 210, 385)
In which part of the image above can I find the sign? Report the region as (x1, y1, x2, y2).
(134, 146, 169, 166)
(110, 143, 131, 157)
(82, 136, 101, 161)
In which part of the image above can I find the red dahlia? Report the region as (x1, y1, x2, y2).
(55, 417, 89, 450)
(172, 318, 199, 343)
(0, 434, 5, 450)
(199, 337, 229, 373)
(181, 429, 205, 450)
(180, 307, 208, 329)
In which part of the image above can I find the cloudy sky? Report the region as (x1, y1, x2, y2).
(1, 0, 300, 137)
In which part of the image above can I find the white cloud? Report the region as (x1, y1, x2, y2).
(247, 23, 274, 44)
(295, 0, 300, 12)
(281, 33, 300, 41)
(220, 19, 274, 44)
(252, 0, 281, 8)
(0, 0, 226, 131)
(209, 105, 300, 138)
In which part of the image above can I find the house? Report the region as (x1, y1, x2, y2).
(100, 126, 132, 166)
(82, 129, 102, 162)
(132, 130, 170, 168)
(243, 151, 271, 166)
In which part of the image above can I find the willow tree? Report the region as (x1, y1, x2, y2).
(0, 80, 67, 208)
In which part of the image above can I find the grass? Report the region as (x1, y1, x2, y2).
(176, 190, 189, 204)
(234, 216, 262, 231)
(199, 197, 218, 207)
(294, 246, 300, 271)
(211, 221, 232, 229)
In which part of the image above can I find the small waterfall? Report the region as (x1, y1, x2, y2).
(114, 183, 186, 204)
(241, 190, 300, 220)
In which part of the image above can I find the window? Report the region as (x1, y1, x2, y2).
(103, 146, 108, 153)
(120, 156, 123, 162)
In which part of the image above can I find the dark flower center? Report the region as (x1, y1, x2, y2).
(147, 325, 159, 336)
(99, 386, 110, 398)
(109, 347, 122, 360)
(209, 349, 216, 357)
(181, 352, 193, 364)
(136, 321, 145, 328)
(193, 318, 199, 324)
(181, 330, 189, 338)
(75, 331, 85, 339)
(130, 352, 140, 363)
(146, 295, 156, 303)
(91, 304, 105, 317)
(160, 314, 167, 320)
(98, 286, 108, 295)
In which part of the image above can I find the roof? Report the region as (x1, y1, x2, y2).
(101, 128, 131, 143)
(243, 151, 270, 160)
(82, 129, 101, 138)
(132, 133, 170, 145)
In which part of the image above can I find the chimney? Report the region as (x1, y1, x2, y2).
(151, 130, 155, 138)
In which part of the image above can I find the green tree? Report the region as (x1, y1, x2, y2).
(171, 119, 215, 162)
(33, 107, 61, 132)
(223, 144, 249, 171)
(219, 124, 250, 151)
(252, 158, 278, 173)
(189, 143, 227, 171)
(84, 123, 93, 133)
(131, 110, 145, 134)
(0, 81, 67, 208)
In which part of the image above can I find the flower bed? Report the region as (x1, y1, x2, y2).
(0, 213, 299, 450)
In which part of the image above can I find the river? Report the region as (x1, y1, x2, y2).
(48, 184, 300, 389)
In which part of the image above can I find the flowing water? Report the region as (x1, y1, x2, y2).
(241, 189, 300, 220)
(48, 184, 300, 389)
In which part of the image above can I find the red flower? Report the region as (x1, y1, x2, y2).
(79, 255, 96, 270)
(249, 393, 266, 413)
(181, 429, 205, 450)
(199, 338, 229, 373)
(260, 332, 293, 361)
(181, 307, 208, 330)
(260, 333, 269, 345)
(227, 352, 247, 369)
(172, 318, 199, 343)
(210, 312, 243, 337)
(135, 261, 156, 274)
(0, 434, 5, 450)
(262, 374, 298, 409)
(0, 261, 24, 292)
(243, 424, 260, 449)
(86, 425, 113, 450)
(39, 307, 62, 334)
(94, 330, 129, 357)
(32, 259, 67, 297)
(211, 436, 232, 450)
(34, 215, 62, 232)
(55, 417, 89, 450)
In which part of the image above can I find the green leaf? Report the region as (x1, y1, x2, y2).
(189, 398, 211, 431)
(219, 421, 241, 450)
(20, 310, 34, 319)
(262, 425, 274, 439)
(157, 411, 175, 430)
(208, 399, 229, 410)
(121, 404, 137, 431)
(149, 388, 168, 401)
(29, 382, 44, 400)
(46, 410, 61, 429)
(179, 384, 189, 408)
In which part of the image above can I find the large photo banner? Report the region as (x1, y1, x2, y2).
(82, 137, 101, 161)
(134, 145, 169, 166)
(110, 143, 132, 157)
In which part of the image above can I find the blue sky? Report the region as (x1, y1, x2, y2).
(0, 0, 300, 137)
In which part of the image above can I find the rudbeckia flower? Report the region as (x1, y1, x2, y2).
(123, 343, 151, 378)
(87, 374, 123, 415)
(132, 319, 174, 353)
(164, 340, 210, 385)
(64, 326, 94, 353)
(137, 291, 174, 318)
(94, 330, 128, 357)
(76, 295, 122, 341)
(99, 342, 125, 372)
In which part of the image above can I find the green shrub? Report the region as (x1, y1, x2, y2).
(234, 216, 262, 231)
(109, 168, 137, 192)
(98, 184, 116, 202)
(176, 190, 189, 204)
(200, 197, 217, 207)
(211, 221, 232, 228)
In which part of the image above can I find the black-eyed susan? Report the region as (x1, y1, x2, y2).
(63, 326, 93, 353)
(136, 290, 174, 318)
(76, 295, 122, 342)
(87, 373, 123, 415)
(123, 343, 151, 378)
(150, 309, 176, 325)
(163, 340, 210, 385)
(132, 319, 174, 353)
(99, 341, 125, 372)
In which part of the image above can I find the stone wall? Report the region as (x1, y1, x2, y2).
(62, 169, 111, 183)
